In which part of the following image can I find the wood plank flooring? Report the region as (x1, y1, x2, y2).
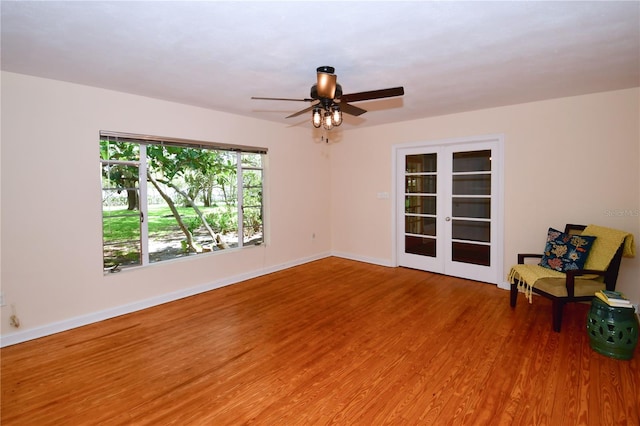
(2, 257, 639, 425)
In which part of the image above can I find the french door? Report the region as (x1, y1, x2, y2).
(396, 136, 503, 284)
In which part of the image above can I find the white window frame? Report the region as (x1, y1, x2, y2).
(100, 131, 267, 270)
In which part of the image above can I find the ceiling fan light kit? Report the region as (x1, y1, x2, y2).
(331, 105, 342, 126)
(312, 106, 323, 128)
(252, 66, 404, 131)
(312, 104, 342, 130)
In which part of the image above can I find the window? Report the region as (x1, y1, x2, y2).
(100, 131, 266, 270)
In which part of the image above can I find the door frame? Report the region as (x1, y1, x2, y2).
(391, 134, 505, 285)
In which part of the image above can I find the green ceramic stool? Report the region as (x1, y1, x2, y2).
(586, 297, 639, 360)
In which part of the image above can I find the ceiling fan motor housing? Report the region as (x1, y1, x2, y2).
(310, 83, 342, 101)
(316, 66, 335, 74)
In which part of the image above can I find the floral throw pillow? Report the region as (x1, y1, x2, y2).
(539, 227, 597, 272)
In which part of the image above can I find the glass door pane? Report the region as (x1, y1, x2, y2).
(452, 150, 492, 172)
(451, 150, 491, 266)
(404, 153, 437, 257)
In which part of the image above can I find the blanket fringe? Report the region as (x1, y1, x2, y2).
(507, 269, 533, 303)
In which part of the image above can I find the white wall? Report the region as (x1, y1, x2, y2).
(331, 89, 639, 302)
(0, 72, 332, 344)
(2, 72, 638, 346)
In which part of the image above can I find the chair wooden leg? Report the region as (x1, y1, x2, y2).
(552, 300, 564, 332)
(510, 283, 518, 307)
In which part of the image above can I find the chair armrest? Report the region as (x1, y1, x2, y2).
(565, 269, 606, 297)
(565, 269, 605, 279)
(518, 253, 543, 264)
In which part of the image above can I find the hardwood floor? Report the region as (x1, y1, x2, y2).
(2, 257, 639, 425)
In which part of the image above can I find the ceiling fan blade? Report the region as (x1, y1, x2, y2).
(286, 104, 318, 119)
(340, 86, 404, 103)
(252, 96, 314, 102)
(317, 72, 337, 99)
(339, 102, 367, 117)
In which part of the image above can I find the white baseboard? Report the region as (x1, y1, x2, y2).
(498, 280, 511, 290)
(331, 251, 394, 267)
(0, 252, 331, 348)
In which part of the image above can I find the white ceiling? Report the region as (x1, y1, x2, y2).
(2, 1, 639, 130)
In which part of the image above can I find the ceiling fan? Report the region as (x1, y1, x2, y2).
(251, 66, 404, 130)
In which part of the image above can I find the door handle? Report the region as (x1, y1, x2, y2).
(445, 217, 451, 221)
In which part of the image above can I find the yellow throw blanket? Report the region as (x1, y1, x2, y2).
(508, 265, 566, 302)
(582, 224, 635, 267)
(508, 224, 635, 303)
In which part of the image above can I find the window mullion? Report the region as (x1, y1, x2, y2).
(139, 144, 149, 265)
(237, 151, 244, 248)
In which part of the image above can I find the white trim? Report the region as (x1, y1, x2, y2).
(0, 252, 331, 348)
(100, 130, 268, 154)
(237, 151, 245, 247)
(393, 133, 505, 151)
(331, 251, 394, 267)
(391, 134, 505, 285)
(498, 280, 511, 291)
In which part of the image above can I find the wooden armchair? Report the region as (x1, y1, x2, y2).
(509, 224, 628, 332)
